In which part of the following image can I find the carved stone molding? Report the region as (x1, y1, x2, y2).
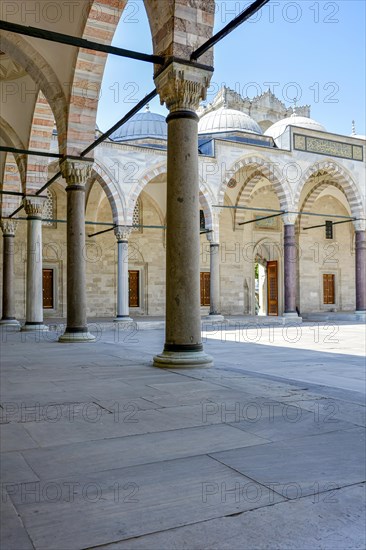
(154, 62, 213, 113)
(354, 219, 366, 232)
(282, 212, 298, 226)
(0, 219, 17, 236)
(60, 159, 92, 186)
(114, 226, 132, 241)
(23, 197, 46, 218)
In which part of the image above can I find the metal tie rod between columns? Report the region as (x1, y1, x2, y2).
(190, 0, 271, 60)
(0, 20, 164, 65)
(7, 91, 156, 218)
(214, 204, 356, 220)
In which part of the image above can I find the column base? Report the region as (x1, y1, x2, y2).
(282, 312, 302, 323)
(153, 350, 213, 369)
(58, 329, 96, 343)
(114, 316, 133, 323)
(0, 318, 21, 329)
(355, 311, 366, 321)
(22, 323, 48, 332)
(203, 314, 225, 322)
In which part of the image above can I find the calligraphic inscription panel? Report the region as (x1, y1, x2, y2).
(293, 133, 363, 161)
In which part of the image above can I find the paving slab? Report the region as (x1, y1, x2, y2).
(96, 483, 366, 550)
(12, 455, 285, 550)
(211, 427, 366, 498)
(21, 424, 268, 479)
(0, 492, 34, 550)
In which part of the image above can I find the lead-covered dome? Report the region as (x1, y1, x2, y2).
(111, 108, 167, 142)
(198, 107, 263, 135)
(264, 113, 326, 140)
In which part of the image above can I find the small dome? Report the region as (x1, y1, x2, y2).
(111, 108, 167, 142)
(264, 113, 326, 140)
(351, 134, 366, 140)
(198, 107, 263, 135)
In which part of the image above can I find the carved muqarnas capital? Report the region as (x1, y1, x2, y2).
(23, 196, 46, 218)
(0, 219, 17, 236)
(354, 219, 366, 232)
(282, 212, 298, 226)
(60, 159, 92, 186)
(154, 62, 213, 113)
(114, 226, 132, 241)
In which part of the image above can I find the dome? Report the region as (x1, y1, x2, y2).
(198, 107, 263, 135)
(264, 113, 326, 140)
(111, 108, 167, 142)
(351, 134, 366, 140)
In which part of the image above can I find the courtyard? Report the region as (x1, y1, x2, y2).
(1, 320, 365, 550)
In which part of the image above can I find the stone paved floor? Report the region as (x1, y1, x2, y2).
(1, 321, 365, 550)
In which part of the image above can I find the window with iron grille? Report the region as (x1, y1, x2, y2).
(132, 198, 142, 233)
(325, 220, 333, 239)
(200, 210, 205, 230)
(42, 188, 56, 228)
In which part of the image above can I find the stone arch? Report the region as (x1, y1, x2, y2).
(0, 152, 22, 218)
(0, 32, 67, 154)
(66, 0, 215, 154)
(294, 160, 364, 220)
(91, 160, 126, 225)
(0, 116, 26, 190)
(126, 162, 214, 232)
(217, 156, 292, 219)
(26, 91, 55, 193)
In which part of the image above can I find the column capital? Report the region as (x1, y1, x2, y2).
(23, 196, 46, 219)
(60, 159, 93, 186)
(282, 213, 298, 225)
(0, 219, 17, 236)
(114, 226, 132, 241)
(206, 231, 218, 245)
(154, 61, 213, 113)
(353, 219, 366, 232)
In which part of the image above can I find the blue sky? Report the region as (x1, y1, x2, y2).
(97, 0, 365, 137)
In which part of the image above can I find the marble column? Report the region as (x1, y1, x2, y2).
(354, 221, 366, 317)
(22, 197, 48, 331)
(282, 214, 299, 318)
(206, 233, 224, 321)
(59, 160, 95, 342)
(153, 62, 213, 368)
(0, 220, 20, 328)
(114, 226, 133, 323)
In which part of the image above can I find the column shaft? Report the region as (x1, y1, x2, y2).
(114, 231, 132, 322)
(284, 224, 297, 315)
(355, 230, 366, 312)
(59, 160, 94, 342)
(22, 198, 47, 330)
(0, 221, 20, 327)
(165, 112, 202, 350)
(209, 243, 222, 317)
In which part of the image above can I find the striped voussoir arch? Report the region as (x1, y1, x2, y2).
(217, 156, 292, 224)
(26, 93, 55, 194)
(66, 0, 127, 155)
(294, 160, 365, 221)
(297, 181, 351, 230)
(91, 161, 126, 225)
(126, 163, 214, 231)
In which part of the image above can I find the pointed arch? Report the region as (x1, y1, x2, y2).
(90, 160, 126, 225)
(0, 116, 26, 190)
(294, 160, 365, 220)
(0, 152, 22, 218)
(0, 32, 67, 154)
(217, 155, 292, 216)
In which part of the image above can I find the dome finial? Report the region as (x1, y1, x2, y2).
(223, 86, 228, 109)
(292, 97, 298, 116)
(352, 120, 356, 135)
(145, 103, 150, 112)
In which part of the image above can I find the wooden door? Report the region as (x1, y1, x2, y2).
(200, 272, 210, 306)
(129, 270, 139, 307)
(323, 274, 335, 304)
(267, 261, 278, 316)
(42, 269, 54, 309)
